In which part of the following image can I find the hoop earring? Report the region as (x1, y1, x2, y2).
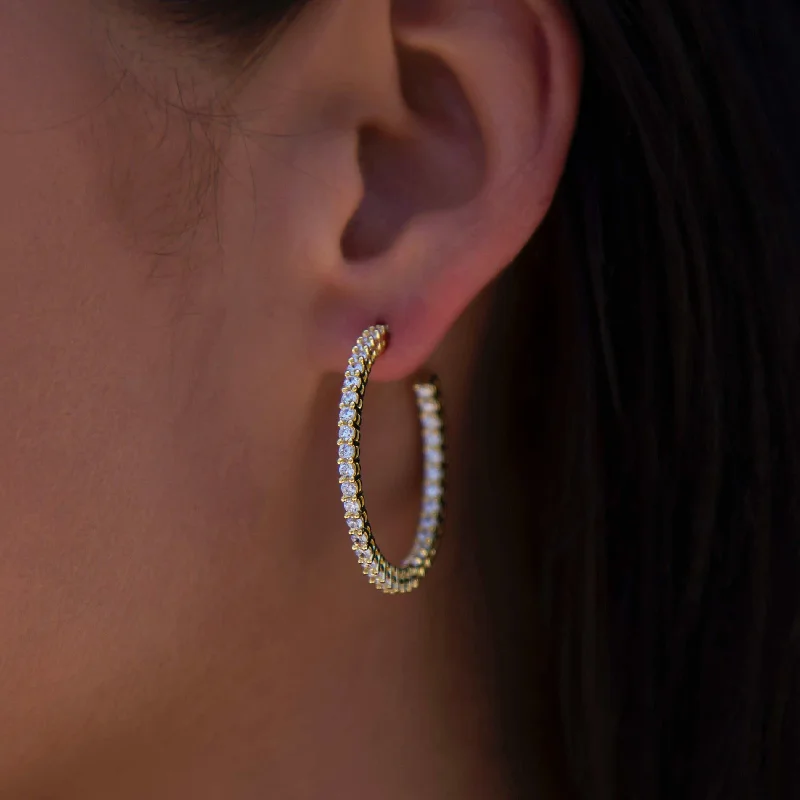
(337, 325, 445, 594)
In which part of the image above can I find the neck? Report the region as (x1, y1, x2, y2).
(48, 549, 510, 799)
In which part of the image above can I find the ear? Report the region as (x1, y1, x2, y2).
(270, 0, 582, 380)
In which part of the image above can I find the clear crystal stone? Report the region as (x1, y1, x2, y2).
(420, 400, 438, 414)
(424, 431, 443, 447)
(347, 517, 364, 530)
(349, 360, 363, 375)
(417, 532, 435, 548)
(421, 414, 441, 429)
(339, 425, 355, 442)
(424, 483, 442, 499)
(339, 462, 355, 479)
(416, 385, 435, 399)
(339, 407, 356, 423)
(425, 466, 443, 482)
(425, 448, 444, 464)
(419, 515, 437, 531)
(341, 482, 357, 498)
(367, 560, 380, 575)
(339, 444, 355, 459)
(343, 500, 360, 515)
(358, 549, 373, 565)
(422, 500, 439, 516)
(350, 533, 368, 548)
(342, 391, 357, 406)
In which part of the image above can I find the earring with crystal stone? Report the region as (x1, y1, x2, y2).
(337, 325, 445, 594)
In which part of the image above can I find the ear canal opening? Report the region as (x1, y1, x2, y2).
(341, 46, 486, 262)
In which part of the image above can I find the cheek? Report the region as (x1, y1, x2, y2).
(0, 8, 326, 783)
(0, 7, 209, 547)
(0, 2, 233, 545)
(0, 4, 240, 777)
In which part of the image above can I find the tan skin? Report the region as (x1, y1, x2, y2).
(0, 0, 581, 796)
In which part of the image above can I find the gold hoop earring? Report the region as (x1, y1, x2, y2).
(337, 325, 445, 594)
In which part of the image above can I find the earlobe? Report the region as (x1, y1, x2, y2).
(312, 0, 581, 380)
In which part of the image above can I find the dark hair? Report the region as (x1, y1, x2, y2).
(160, 1, 800, 797)
(477, 2, 800, 798)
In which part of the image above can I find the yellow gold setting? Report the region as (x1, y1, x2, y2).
(337, 324, 445, 594)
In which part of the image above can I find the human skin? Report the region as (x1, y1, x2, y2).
(0, 1, 580, 796)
